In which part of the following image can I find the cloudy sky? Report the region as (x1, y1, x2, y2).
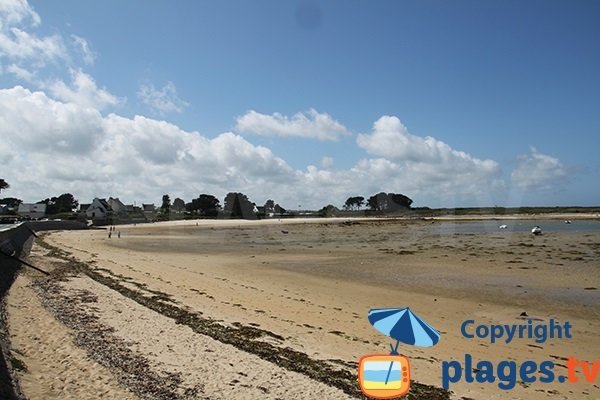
(0, 0, 598, 209)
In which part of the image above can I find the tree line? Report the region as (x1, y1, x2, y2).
(319, 192, 413, 217)
(160, 192, 286, 220)
(343, 192, 413, 212)
(1, 178, 413, 219)
(0, 191, 79, 216)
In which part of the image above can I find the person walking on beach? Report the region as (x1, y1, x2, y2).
(118, 231, 121, 238)
(108, 231, 112, 239)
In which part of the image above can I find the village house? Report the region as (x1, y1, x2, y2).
(108, 197, 127, 216)
(86, 198, 113, 218)
(142, 204, 155, 213)
(126, 204, 142, 212)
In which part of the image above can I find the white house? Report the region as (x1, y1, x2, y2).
(86, 198, 113, 218)
(17, 203, 47, 219)
(142, 203, 155, 214)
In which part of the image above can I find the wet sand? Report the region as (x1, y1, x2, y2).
(5, 218, 600, 399)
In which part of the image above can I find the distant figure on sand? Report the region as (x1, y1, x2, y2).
(108, 231, 112, 239)
(118, 231, 121, 238)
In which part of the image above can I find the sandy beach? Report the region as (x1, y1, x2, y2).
(3, 217, 600, 399)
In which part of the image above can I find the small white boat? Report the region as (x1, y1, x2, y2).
(499, 224, 508, 229)
(531, 226, 542, 235)
(564, 220, 572, 224)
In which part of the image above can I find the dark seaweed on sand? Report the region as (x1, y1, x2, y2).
(34, 237, 451, 400)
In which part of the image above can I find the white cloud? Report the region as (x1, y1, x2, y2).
(48, 69, 122, 110)
(321, 156, 334, 169)
(235, 108, 351, 141)
(0, 85, 294, 205)
(0, 0, 111, 112)
(6, 62, 33, 81)
(0, 0, 69, 113)
(0, 1, 121, 116)
(0, 1, 510, 208)
(356, 116, 502, 199)
(0, 86, 104, 154)
(511, 147, 569, 190)
(288, 159, 400, 209)
(0, 0, 66, 66)
(137, 81, 188, 115)
(0, 26, 65, 63)
(0, 0, 40, 28)
(71, 34, 95, 65)
(0, 85, 510, 209)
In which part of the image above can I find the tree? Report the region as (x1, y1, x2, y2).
(366, 195, 380, 211)
(0, 197, 21, 215)
(0, 179, 8, 193)
(223, 192, 257, 219)
(343, 196, 364, 211)
(172, 197, 186, 212)
(262, 199, 285, 216)
(188, 194, 220, 217)
(38, 193, 78, 215)
(161, 194, 171, 214)
(389, 193, 413, 209)
(367, 192, 413, 212)
(0, 197, 22, 208)
(318, 204, 339, 217)
(264, 199, 275, 214)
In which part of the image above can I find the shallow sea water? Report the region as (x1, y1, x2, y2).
(427, 219, 600, 235)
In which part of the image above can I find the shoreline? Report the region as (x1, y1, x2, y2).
(421, 212, 600, 221)
(112, 212, 600, 231)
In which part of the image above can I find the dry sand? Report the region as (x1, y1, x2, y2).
(4, 217, 600, 399)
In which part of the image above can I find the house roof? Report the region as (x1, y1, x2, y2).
(98, 198, 111, 210)
(108, 197, 126, 208)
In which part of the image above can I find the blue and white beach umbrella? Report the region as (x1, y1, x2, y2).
(368, 307, 440, 385)
(368, 307, 440, 348)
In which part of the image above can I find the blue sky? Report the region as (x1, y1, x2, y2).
(0, 0, 598, 208)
